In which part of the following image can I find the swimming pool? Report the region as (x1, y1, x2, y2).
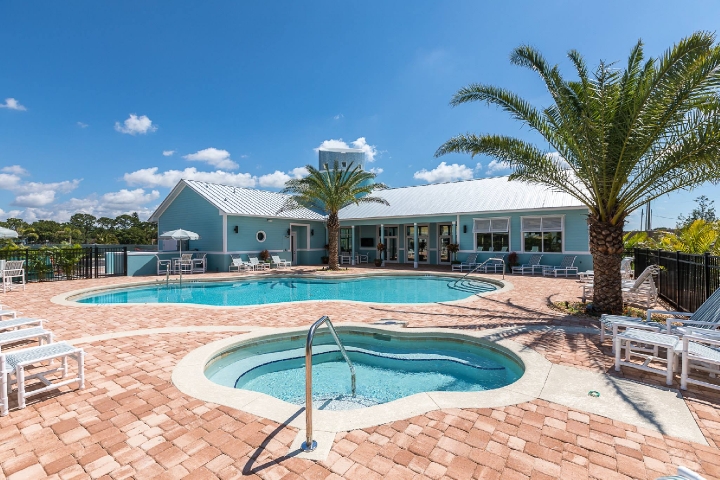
(205, 328, 524, 410)
(74, 275, 498, 306)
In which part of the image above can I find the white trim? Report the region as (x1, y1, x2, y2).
(557, 251, 590, 255)
(256, 231, 267, 243)
(406, 223, 429, 265)
(289, 223, 312, 251)
(520, 214, 566, 253)
(339, 205, 589, 222)
(222, 214, 228, 253)
(472, 216, 511, 252)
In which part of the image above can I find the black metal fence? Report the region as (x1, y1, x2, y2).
(0, 246, 127, 282)
(633, 248, 720, 312)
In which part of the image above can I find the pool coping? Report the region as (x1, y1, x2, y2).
(50, 271, 513, 308)
(171, 323, 551, 434)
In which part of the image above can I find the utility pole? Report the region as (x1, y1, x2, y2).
(644, 201, 652, 231)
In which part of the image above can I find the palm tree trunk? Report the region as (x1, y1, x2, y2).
(588, 216, 625, 313)
(327, 213, 340, 271)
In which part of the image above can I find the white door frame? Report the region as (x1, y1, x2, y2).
(290, 232, 298, 265)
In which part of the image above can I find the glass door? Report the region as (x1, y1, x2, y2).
(407, 225, 429, 263)
(379, 226, 399, 262)
(438, 225, 452, 263)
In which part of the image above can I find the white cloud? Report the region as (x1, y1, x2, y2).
(0, 174, 21, 190)
(474, 162, 483, 172)
(315, 137, 380, 162)
(486, 160, 512, 174)
(114, 114, 157, 135)
(1, 165, 28, 176)
(77, 122, 88, 128)
(0, 98, 26, 111)
(370, 167, 384, 174)
(289, 167, 308, 178)
(12, 191, 56, 208)
(258, 171, 292, 189)
(124, 167, 257, 189)
(183, 148, 238, 170)
(162, 150, 175, 157)
(413, 162, 474, 183)
(546, 151, 570, 169)
(13, 179, 81, 195)
(333, 114, 344, 120)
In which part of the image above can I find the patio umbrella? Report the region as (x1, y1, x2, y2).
(0, 226, 19, 239)
(158, 229, 200, 285)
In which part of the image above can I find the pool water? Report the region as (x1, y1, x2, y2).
(76, 275, 497, 306)
(205, 330, 523, 410)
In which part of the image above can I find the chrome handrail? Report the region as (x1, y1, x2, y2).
(455, 256, 505, 282)
(302, 315, 356, 452)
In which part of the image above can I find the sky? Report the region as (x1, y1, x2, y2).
(1, 1, 719, 229)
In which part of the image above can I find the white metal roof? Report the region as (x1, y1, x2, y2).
(149, 180, 326, 221)
(150, 176, 585, 223)
(338, 176, 585, 220)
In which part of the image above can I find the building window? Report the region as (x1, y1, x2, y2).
(473, 218, 509, 252)
(339, 227, 352, 252)
(521, 216, 563, 252)
(256, 231, 266, 243)
(341, 161, 347, 168)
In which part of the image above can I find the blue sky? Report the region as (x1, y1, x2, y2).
(1, 1, 719, 228)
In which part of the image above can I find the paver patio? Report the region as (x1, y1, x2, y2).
(1, 266, 719, 479)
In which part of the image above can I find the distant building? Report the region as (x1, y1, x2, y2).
(318, 147, 365, 171)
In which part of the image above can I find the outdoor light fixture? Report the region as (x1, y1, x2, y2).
(267, 219, 273, 222)
(233, 226, 239, 233)
(287, 228, 291, 235)
(463, 225, 467, 233)
(311, 229, 314, 236)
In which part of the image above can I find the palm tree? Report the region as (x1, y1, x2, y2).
(281, 162, 388, 270)
(436, 32, 720, 313)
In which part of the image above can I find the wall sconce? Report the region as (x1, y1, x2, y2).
(267, 219, 273, 223)
(287, 228, 291, 235)
(233, 226, 239, 233)
(463, 225, 467, 233)
(311, 229, 314, 236)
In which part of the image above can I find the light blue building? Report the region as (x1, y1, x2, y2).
(127, 150, 592, 275)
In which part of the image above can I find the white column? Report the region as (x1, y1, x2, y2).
(413, 222, 419, 269)
(380, 224, 385, 266)
(222, 214, 228, 253)
(451, 221, 457, 262)
(351, 225, 356, 266)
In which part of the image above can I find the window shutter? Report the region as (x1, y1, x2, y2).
(522, 218, 542, 231)
(473, 219, 491, 233)
(491, 218, 509, 232)
(542, 216, 563, 231)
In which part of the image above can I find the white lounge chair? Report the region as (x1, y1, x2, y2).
(620, 257, 634, 281)
(192, 253, 207, 273)
(2, 261, 25, 293)
(271, 255, 291, 269)
(0, 327, 52, 352)
(452, 254, 478, 272)
(583, 264, 659, 304)
(680, 331, 720, 392)
(229, 258, 252, 272)
(511, 254, 543, 275)
(651, 285, 720, 337)
(1, 342, 85, 416)
(476, 255, 506, 273)
(0, 318, 43, 332)
(249, 257, 270, 270)
(357, 253, 369, 264)
(542, 255, 578, 277)
(0, 304, 17, 320)
(155, 255, 172, 276)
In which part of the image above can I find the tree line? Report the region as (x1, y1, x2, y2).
(0, 213, 157, 246)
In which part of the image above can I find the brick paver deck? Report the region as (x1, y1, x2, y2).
(1, 266, 719, 479)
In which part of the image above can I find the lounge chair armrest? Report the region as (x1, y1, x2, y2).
(683, 332, 720, 348)
(647, 309, 690, 321)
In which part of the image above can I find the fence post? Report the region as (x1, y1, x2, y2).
(704, 252, 711, 304)
(24, 249, 29, 284)
(123, 247, 128, 276)
(93, 245, 98, 279)
(675, 250, 681, 310)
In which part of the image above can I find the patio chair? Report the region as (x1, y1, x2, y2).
(0, 318, 43, 332)
(620, 257, 634, 281)
(476, 255, 506, 273)
(2, 261, 25, 293)
(680, 331, 720, 392)
(175, 254, 194, 274)
(229, 257, 252, 272)
(357, 253, 369, 263)
(0, 304, 17, 320)
(511, 254, 543, 275)
(1, 342, 85, 416)
(650, 285, 720, 337)
(451, 253, 478, 272)
(0, 327, 53, 352)
(248, 257, 270, 270)
(542, 255, 578, 277)
(155, 255, 172, 276)
(192, 253, 207, 273)
(339, 253, 352, 264)
(271, 255, 291, 269)
(583, 264, 659, 303)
